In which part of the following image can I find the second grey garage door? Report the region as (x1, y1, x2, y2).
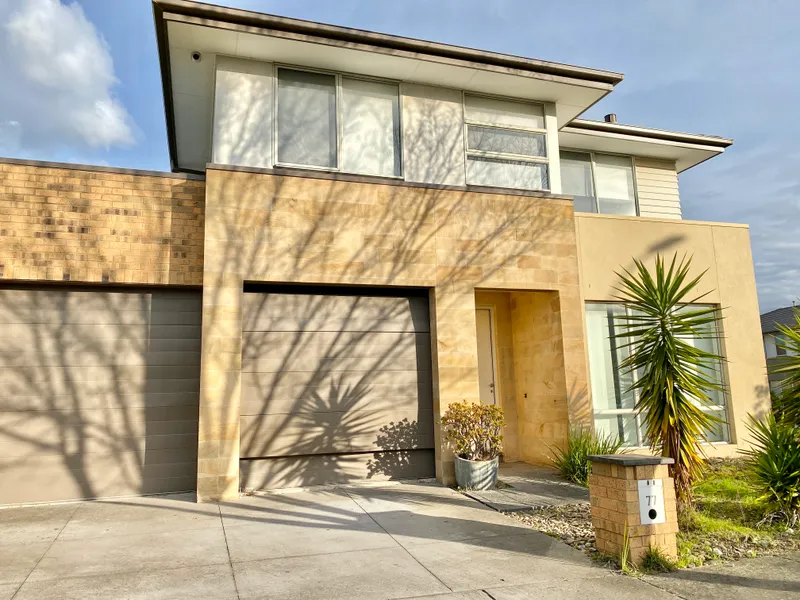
(239, 288, 434, 490)
(0, 287, 201, 505)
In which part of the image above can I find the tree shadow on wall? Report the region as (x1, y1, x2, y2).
(206, 89, 572, 494)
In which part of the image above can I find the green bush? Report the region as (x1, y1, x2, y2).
(440, 401, 505, 461)
(742, 415, 800, 527)
(550, 426, 623, 486)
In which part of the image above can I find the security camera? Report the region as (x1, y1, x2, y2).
(191, 51, 202, 62)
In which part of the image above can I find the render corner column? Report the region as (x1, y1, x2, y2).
(196, 271, 244, 502)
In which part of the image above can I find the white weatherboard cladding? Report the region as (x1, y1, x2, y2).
(341, 78, 401, 177)
(635, 157, 682, 219)
(212, 57, 274, 168)
(401, 83, 466, 186)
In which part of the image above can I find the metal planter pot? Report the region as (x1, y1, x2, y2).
(454, 455, 499, 490)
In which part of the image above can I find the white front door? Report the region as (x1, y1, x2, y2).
(475, 308, 497, 405)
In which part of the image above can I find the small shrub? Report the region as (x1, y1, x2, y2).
(550, 426, 623, 486)
(742, 415, 800, 527)
(440, 401, 504, 461)
(640, 544, 676, 573)
(619, 523, 632, 574)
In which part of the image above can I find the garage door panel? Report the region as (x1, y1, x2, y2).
(240, 371, 432, 415)
(0, 364, 201, 389)
(242, 331, 431, 373)
(240, 290, 434, 490)
(0, 288, 201, 505)
(243, 294, 430, 333)
(240, 450, 436, 491)
(1, 391, 201, 413)
(240, 408, 434, 457)
(0, 349, 201, 369)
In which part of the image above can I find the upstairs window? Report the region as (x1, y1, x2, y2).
(463, 95, 549, 191)
(276, 67, 401, 177)
(561, 151, 638, 216)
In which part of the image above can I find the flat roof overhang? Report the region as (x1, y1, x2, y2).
(153, 0, 624, 172)
(560, 119, 734, 172)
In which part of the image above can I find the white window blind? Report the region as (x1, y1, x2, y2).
(340, 78, 401, 177)
(560, 151, 638, 216)
(585, 302, 730, 446)
(593, 153, 636, 215)
(277, 69, 337, 168)
(560, 151, 595, 213)
(464, 95, 544, 129)
(464, 95, 549, 191)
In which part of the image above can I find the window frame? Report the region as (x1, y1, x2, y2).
(462, 92, 551, 192)
(586, 302, 731, 447)
(561, 149, 640, 216)
(273, 64, 404, 178)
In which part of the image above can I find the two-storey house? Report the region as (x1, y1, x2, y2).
(0, 0, 768, 504)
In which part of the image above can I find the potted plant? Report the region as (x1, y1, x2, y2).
(440, 400, 505, 490)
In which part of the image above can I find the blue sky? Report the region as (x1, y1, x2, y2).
(1, 0, 798, 312)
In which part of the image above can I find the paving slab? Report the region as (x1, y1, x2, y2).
(403, 530, 606, 591)
(222, 510, 395, 562)
(464, 463, 589, 511)
(220, 488, 365, 527)
(354, 502, 531, 547)
(27, 525, 229, 581)
(644, 554, 800, 599)
(485, 573, 677, 599)
(0, 583, 20, 600)
(59, 494, 220, 540)
(233, 546, 450, 600)
(12, 563, 238, 600)
(0, 503, 76, 545)
(0, 541, 51, 585)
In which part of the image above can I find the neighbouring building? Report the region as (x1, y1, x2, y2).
(761, 305, 799, 394)
(0, 0, 769, 504)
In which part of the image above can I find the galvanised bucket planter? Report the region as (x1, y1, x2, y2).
(454, 455, 499, 490)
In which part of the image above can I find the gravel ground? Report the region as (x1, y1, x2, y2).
(505, 503, 597, 553)
(505, 502, 800, 568)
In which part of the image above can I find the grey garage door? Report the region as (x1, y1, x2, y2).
(239, 289, 435, 491)
(0, 287, 201, 505)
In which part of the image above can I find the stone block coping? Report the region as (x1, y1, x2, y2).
(588, 454, 675, 466)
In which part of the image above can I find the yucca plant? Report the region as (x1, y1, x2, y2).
(742, 414, 800, 527)
(612, 253, 725, 505)
(770, 308, 800, 427)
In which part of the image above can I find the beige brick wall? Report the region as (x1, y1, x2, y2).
(0, 161, 205, 285)
(589, 462, 678, 563)
(199, 167, 589, 500)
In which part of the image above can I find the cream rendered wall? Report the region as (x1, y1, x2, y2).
(635, 157, 681, 219)
(212, 57, 274, 169)
(401, 83, 466, 186)
(575, 213, 770, 457)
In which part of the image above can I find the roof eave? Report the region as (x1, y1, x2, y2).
(152, 0, 624, 85)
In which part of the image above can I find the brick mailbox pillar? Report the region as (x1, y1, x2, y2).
(587, 455, 678, 565)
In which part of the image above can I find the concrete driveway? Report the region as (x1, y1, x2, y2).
(1, 481, 662, 600)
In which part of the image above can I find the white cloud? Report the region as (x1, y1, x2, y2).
(0, 0, 134, 153)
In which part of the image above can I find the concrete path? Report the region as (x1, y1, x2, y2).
(645, 553, 800, 599)
(1, 480, 797, 599)
(464, 462, 589, 511)
(0, 480, 624, 600)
